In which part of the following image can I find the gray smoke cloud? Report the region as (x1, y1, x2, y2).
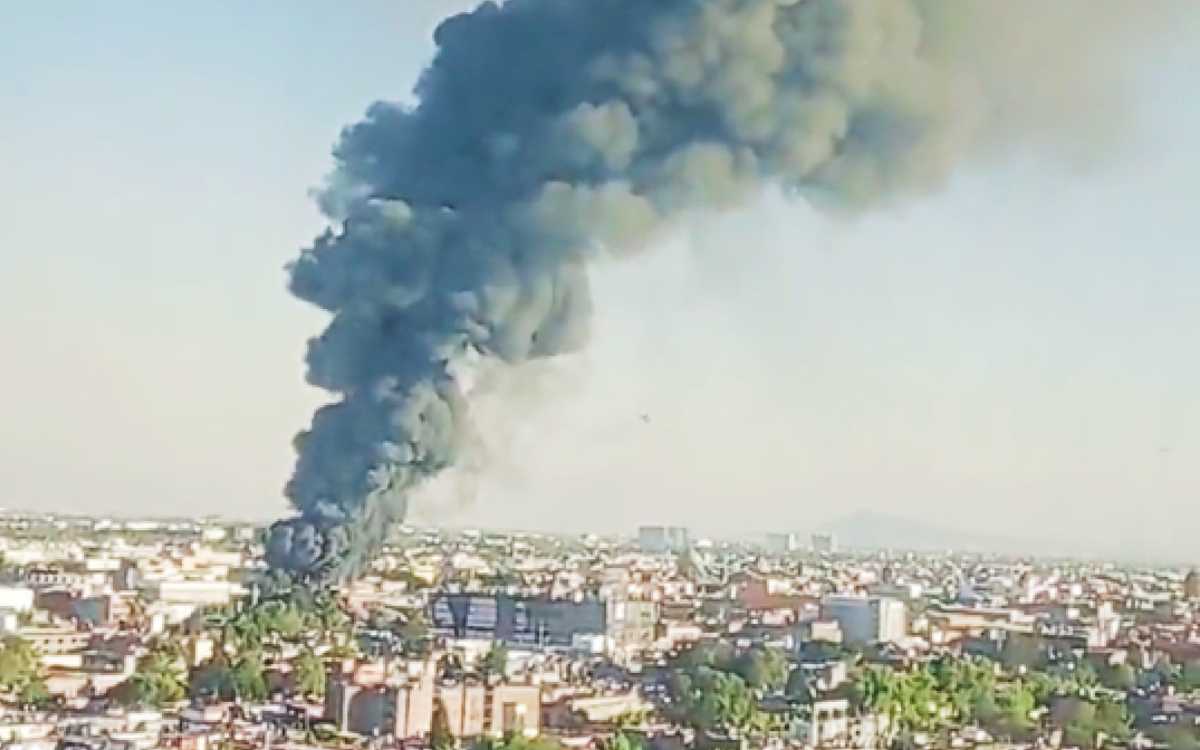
(265, 0, 1191, 583)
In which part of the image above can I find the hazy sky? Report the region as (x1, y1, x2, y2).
(3, 3, 1199, 559)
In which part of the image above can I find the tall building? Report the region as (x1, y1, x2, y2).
(822, 595, 907, 645)
(1185, 569, 1200, 600)
(811, 532, 838, 555)
(638, 526, 689, 554)
(822, 595, 873, 645)
(766, 533, 802, 554)
(873, 597, 908, 644)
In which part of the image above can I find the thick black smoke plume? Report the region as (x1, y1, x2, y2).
(265, 0, 1188, 583)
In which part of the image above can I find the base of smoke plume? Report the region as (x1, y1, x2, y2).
(265, 490, 409, 584)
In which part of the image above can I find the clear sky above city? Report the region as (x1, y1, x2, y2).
(3, 2, 1199, 561)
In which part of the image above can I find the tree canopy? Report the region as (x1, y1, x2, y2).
(121, 641, 187, 708)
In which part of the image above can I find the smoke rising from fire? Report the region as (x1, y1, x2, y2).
(265, 0, 1191, 582)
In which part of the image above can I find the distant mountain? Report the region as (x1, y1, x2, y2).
(814, 510, 1039, 555)
(801, 510, 1186, 564)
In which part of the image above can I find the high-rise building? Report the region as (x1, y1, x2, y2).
(811, 532, 838, 555)
(638, 526, 689, 554)
(766, 533, 802, 554)
(822, 594, 907, 645)
(822, 595, 873, 645)
(873, 596, 908, 644)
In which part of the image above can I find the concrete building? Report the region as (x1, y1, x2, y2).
(822, 595, 907, 645)
(139, 580, 240, 607)
(811, 533, 837, 555)
(793, 698, 892, 749)
(0, 586, 34, 612)
(429, 594, 605, 647)
(766, 533, 802, 555)
(18, 626, 91, 656)
(1185, 569, 1200, 601)
(874, 597, 908, 644)
(325, 661, 435, 740)
(325, 658, 540, 740)
(637, 526, 689, 554)
(437, 682, 540, 739)
(823, 596, 872, 645)
(607, 598, 659, 654)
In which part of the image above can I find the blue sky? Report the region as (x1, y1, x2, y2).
(2, 2, 1199, 559)
(1, 1, 476, 520)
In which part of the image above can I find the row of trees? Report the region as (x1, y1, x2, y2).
(119, 590, 446, 708)
(856, 659, 1036, 741)
(661, 640, 1145, 749)
(850, 656, 1136, 748)
(0, 636, 49, 707)
(118, 591, 357, 708)
(664, 643, 790, 737)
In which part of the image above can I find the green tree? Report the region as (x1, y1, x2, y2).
(1164, 726, 1200, 750)
(785, 669, 813, 703)
(471, 736, 562, 750)
(233, 649, 268, 701)
(1099, 663, 1136, 691)
(859, 666, 947, 735)
(1000, 634, 1045, 671)
(1094, 699, 1131, 743)
(397, 611, 432, 657)
(930, 657, 995, 725)
(732, 647, 789, 693)
(857, 666, 898, 720)
(0, 637, 41, 696)
(983, 682, 1036, 741)
(270, 603, 305, 641)
(604, 733, 647, 750)
(189, 648, 268, 702)
(124, 645, 187, 707)
(17, 678, 50, 707)
(483, 643, 509, 679)
(1053, 697, 1128, 749)
(668, 666, 763, 736)
(293, 647, 326, 698)
(673, 641, 736, 674)
(1178, 660, 1200, 692)
(431, 698, 455, 750)
(1053, 697, 1097, 749)
(1072, 661, 1100, 692)
(1029, 670, 1073, 705)
(305, 590, 350, 642)
(190, 658, 235, 700)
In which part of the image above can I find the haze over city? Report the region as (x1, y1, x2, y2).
(4, 1, 1200, 562)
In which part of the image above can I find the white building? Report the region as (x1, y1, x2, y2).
(874, 597, 908, 644)
(140, 580, 241, 607)
(0, 586, 35, 612)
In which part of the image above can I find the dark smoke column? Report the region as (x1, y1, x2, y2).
(265, 0, 1136, 583)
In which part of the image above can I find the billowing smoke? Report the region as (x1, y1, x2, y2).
(265, 0, 1190, 583)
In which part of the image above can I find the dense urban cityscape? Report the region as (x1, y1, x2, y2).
(0, 512, 1196, 750)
